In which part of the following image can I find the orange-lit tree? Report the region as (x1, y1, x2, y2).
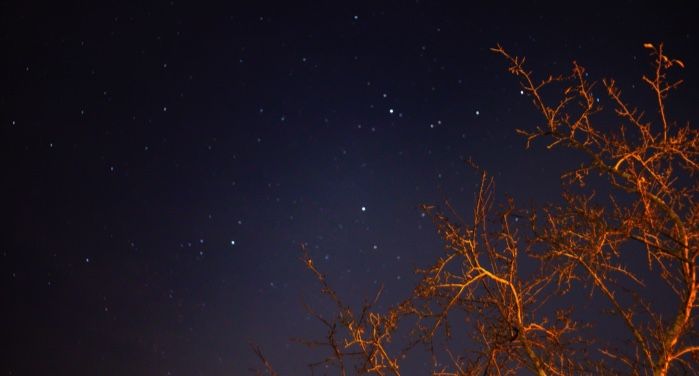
(255, 44, 698, 376)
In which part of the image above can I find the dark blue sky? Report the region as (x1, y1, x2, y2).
(3, 1, 698, 375)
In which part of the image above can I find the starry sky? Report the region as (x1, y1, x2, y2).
(3, 1, 698, 375)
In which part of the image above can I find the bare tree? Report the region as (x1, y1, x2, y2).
(490, 42, 698, 375)
(255, 43, 698, 376)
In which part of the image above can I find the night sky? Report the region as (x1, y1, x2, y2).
(4, 1, 699, 375)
